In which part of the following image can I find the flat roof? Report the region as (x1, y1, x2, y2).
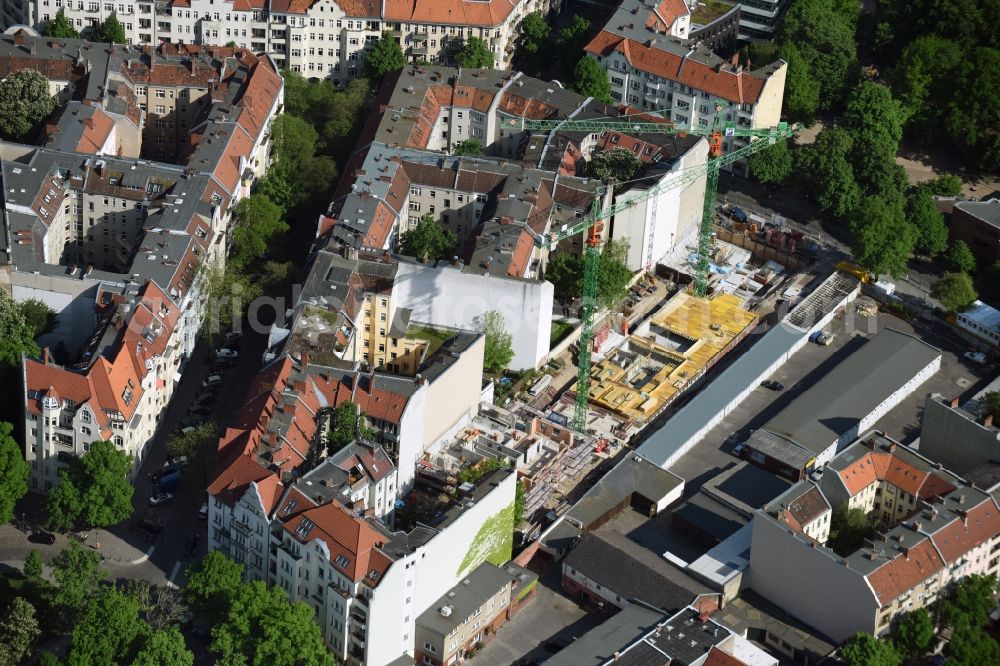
(416, 562, 534, 637)
(543, 604, 667, 666)
(745, 429, 816, 469)
(958, 301, 1000, 333)
(762, 328, 941, 456)
(686, 522, 753, 589)
(564, 451, 684, 529)
(672, 493, 747, 543)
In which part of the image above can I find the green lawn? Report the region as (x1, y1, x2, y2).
(550, 321, 574, 349)
(407, 326, 454, 357)
(690, 0, 734, 24)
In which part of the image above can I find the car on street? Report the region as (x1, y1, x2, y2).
(964, 351, 987, 365)
(199, 502, 209, 519)
(732, 442, 746, 458)
(29, 530, 56, 545)
(202, 374, 222, 387)
(761, 379, 784, 391)
(163, 456, 189, 469)
(149, 492, 174, 506)
(216, 348, 238, 360)
(138, 518, 164, 534)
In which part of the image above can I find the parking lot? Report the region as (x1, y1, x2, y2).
(470, 568, 603, 666)
(667, 300, 994, 497)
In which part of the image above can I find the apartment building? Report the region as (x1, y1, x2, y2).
(414, 561, 537, 665)
(20, 0, 559, 85)
(584, 0, 786, 169)
(1, 32, 282, 488)
(749, 432, 1000, 643)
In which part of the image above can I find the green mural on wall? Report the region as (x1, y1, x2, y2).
(456, 502, 515, 577)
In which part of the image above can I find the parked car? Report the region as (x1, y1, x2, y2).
(817, 332, 834, 346)
(964, 351, 987, 365)
(728, 206, 748, 223)
(154, 469, 182, 493)
(732, 442, 746, 458)
(29, 530, 56, 545)
(198, 502, 209, 520)
(149, 492, 174, 506)
(761, 379, 784, 391)
(215, 348, 238, 360)
(163, 456, 189, 469)
(202, 374, 222, 387)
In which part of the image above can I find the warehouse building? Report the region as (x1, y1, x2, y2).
(742, 328, 941, 479)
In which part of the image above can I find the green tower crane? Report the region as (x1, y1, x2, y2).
(520, 111, 796, 431)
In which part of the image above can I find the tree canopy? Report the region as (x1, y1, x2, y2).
(132, 627, 194, 666)
(0, 69, 56, 142)
(827, 503, 878, 557)
(930, 272, 977, 312)
(89, 12, 126, 44)
(46, 440, 134, 531)
(841, 82, 905, 195)
(166, 422, 218, 466)
(981, 391, 1000, 422)
(0, 292, 41, 366)
(556, 16, 591, 54)
(849, 195, 915, 277)
(907, 189, 948, 257)
(747, 140, 793, 184)
(796, 128, 861, 219)
(184, 552, 245, 626)
(455, 37, 495, 69)
(518, 11, 551, 67)
(0, 421, 28, 524)
(327, 402, 373, 454)
(894, 608, 935, 658)
(939, 574, 999, 629)
(20, 299, 58, 338)
(43, 9, 79, 38)
(481, 310, 514, 373)
(51, 541, 104, 626)
(840, 632, 903, 666)
(945, 240, 977, 274)
(231, 194, 288, 270)
(399, 215, 458, 261)
(67, 586, 144, 666)
(0, 597, 41, 666)
(545, 252, 584, 304)
(453, 139, 484, 156)
(589, 148, 642, 184)
(571, 56, 612, 104)
(364, 32, 406, 82)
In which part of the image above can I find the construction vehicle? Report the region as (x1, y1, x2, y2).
(835, 260, 873, 284)
(520, 109, 796, 431)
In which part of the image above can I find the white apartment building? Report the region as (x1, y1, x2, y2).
(20, 0, 561, 86)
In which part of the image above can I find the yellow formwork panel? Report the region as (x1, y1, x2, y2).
(589, 292, 757, 422)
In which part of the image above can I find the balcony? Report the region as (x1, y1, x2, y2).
(408, 45, 428, 56)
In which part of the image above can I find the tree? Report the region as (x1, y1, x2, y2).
(327, 402, 373, 453)
(948, 617, 1000, 666)
(453, 139, 484, 156)
(747, 140, 793, 185)
(51, 541, 104, 624)
(906, 189, 948, 257)
(364, 31, 406, 82)
(778, 41, 821, 123)
(895, 608, 935, 657)
(939, 574, 999, 629)
(0, 69, 57, 142)
(299, 154, 339, 197)
(778, 0, 859, 108)
(67, 586, 143, 666)
(126, 581, 190, 633)
(36, 653, 61, 666)
(571, 56, 612, 104)
(597, 240, 634, 307)
(46, 440, 133, 530)
(256, 173, 299, 212)
(545, 252, 584, 304)
(399, 215, 458, 261)
(849, 196, 915, 277)
(945, 240, 977, 274)
(481, 310, 514, 373)
(455, 37, 494, 69)
(0, 597, 41, 666)
(200, 264, 263, 337)
(183, 552, 244, 625)
(231, 194, 288, 270)
(827, 503, 878, 556)
(981, 391, 1000, 422)
(589, 148, 642, 184)
(930, 273, 977, 312)
(0, 421, 28, 525)
(796, 128, 860, 219)
(518, 11, 551, 65)
(557, 15, 591, 54)
(513, 479, 526, 525)
(891, 36, 961, 125)
(23, 550, 43, 581)
(166, 422, 218, 466)
(209, 581, 334, 666)
(133, 627, 193, 666)
(840, 632, 903, 666)
(842, 82, 905, 193)
(43, 9, 79, 38)
(20, 299, 58, 338)
(917, 174, 963, 197)
(89, 12, 126, 44)
(272, 115, 319, 183)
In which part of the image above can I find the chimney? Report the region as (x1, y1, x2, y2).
(951, 396, 960, 408)
(300, 350, 310, 367)
(886, 441, 897, 454)
(189, 59, 196, 77)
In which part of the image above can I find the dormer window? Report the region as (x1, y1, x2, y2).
(42, 395, 60, 410)
(335, 554, 350, 569)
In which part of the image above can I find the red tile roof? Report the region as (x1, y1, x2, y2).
(234, 56, 283, 142)
(75, 108, 115, 155)
(703, 647, 747, 666)
(583, 31, 766, 105)
(207, 454, 277, 508)
(930, 498, 1000, 565)
(646, 0, 689, 33)
(866, 539, 944, 605)
(384, 0, 517, 26)
(836, 451, 958, 501)
(283, 501, 385, 582)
